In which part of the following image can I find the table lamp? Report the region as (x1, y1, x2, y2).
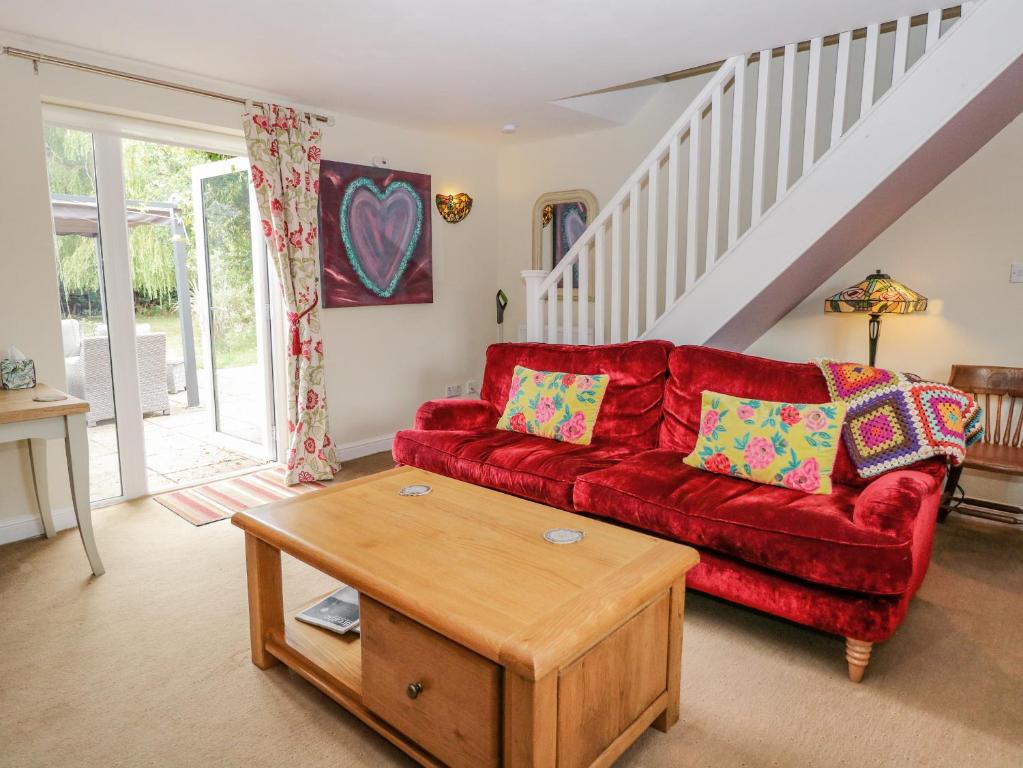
(824, 270, 927, 366)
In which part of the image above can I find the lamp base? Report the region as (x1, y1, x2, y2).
(868, 313, 881, 367)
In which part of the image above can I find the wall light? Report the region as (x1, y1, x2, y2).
(436, 193, 473, 223)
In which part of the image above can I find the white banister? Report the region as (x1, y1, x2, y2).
(522, 4, 966, 350)
(893, 16, 911, 80)
(831, 30, 852, 145)
(925, 10, 942, 51)
(727, 59, 746, 247)
(706, 83, 723, 267)
(861, 24, 880, 116)
(610, 205, 623, 343)
(803, 37, 823, 173)
(665, 138, 680, 307)
(522, 269, 548, 342)
(578, 243, 589, 344)
(628, 183, 640, 340)
(546, 284, 558, 343)
(685, 114, 701, 292)
(645, 162, 659, 330)
(594, 227, 606, 344)
(751, 48, 771, 223)
(777, 43, 797, 197)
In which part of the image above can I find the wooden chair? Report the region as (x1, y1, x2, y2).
(939, 364, 1023, 524)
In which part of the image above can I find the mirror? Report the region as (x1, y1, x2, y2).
(531, 189, 598, 296)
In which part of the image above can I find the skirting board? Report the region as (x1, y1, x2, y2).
(333, 433, 394, 463)
(0, 506, 77, 546)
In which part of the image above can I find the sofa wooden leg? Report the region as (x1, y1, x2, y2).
(845, 638, 873, 683)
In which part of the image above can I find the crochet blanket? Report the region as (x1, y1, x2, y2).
(815, 360, 983, 478)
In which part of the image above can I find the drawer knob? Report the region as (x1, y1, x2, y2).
(406, 682, 423, 700)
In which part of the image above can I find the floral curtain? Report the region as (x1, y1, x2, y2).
(243, 104, 339, 484)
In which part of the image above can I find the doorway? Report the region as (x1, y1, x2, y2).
(44, 122, 278, 503)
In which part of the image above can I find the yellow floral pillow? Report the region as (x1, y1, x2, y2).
(496, 366, 609, 445)
(682, 391, 848, 494)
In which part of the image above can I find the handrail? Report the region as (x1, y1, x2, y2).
(536, 54, 745, 295)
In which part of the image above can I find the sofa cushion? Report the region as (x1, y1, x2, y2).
(480, 341, 674, 448)
(574, 449, 915, 595)
(661, 346, 865, 486)
(393, 428, 635, 510)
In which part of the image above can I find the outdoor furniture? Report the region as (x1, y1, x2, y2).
(0, 383, 104, 575)
(61, 320, 171, 425)
(940, 364, 1023, 524)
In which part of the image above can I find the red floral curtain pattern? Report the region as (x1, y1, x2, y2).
(243, 104, 339, 483)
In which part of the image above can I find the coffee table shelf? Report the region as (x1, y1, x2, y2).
(280, 604, 363, 697)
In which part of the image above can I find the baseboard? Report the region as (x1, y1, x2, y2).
(333, 433, 394, 463)
(0, 506, 77, 546)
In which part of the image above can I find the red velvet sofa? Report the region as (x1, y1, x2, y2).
(392, 341, 946, 682)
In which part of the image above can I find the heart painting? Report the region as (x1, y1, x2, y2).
(319, 161, 433, 308)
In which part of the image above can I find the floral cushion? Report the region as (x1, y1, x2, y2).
(496, 365, 609, 445)
(682, 391, 848, 495)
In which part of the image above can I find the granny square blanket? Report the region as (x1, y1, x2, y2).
(815, 360, 984, 478)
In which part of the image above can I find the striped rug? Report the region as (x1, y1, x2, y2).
(154, 466, 326, 526)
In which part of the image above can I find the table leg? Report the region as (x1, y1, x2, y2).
(244, 533, 283, 669)
(65, 414, 104, 576)
(655, 576, 686, 732)
(503, 671, 557, 768)
(28, 439, 55, 538)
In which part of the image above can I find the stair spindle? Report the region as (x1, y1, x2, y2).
(752, 48, 772, 224)
(646, 161, 660, 330)
(628, 183, 640, 340)
(706, 84, 723, 268)
(727, 61, 746, 247)
(594, 226, 606, 344)
(803, 37, 823, 174)
(831, 31, 852, 146)
(685, 114, 701, 292)
(610, 206, 622, 343)
(777, 43, 797, 198)
(861, 24, 880, 117)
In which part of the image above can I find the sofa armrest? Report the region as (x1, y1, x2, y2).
(414, 399, 500, 431)
(853, 462, 945, 539)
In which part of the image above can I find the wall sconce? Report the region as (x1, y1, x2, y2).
(436, 193, 473, 223)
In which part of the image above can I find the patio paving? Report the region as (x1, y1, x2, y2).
(86, 365, 271, 501)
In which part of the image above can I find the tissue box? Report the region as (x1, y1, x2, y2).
(1, 358, 36, 389)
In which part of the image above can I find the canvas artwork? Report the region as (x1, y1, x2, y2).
(552, 202, 587, 290)
(319, 160, 433, 307)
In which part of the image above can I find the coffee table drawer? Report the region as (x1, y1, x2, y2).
(361, 597, 502, 768)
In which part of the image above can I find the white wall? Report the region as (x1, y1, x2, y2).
(0, 46, 500, 532)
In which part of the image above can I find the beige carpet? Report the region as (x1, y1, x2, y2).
(1, 453, 1020, 768)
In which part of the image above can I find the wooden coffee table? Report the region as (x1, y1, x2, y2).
(233, 467, 698, 768)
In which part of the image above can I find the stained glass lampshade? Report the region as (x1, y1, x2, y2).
(824, 270, 927, 366)
(435, 193, 473, 223)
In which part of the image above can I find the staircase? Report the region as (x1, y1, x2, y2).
(522, 0, 1023, 348)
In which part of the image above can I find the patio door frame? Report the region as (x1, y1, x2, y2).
(43, 104, 288, 504)
(191, 156, 277, 461)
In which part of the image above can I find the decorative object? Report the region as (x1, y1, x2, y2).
(495, 289, 508, 342)
(496, 365, 609, 445)
(683, 390, 847, 494)
(531, 189, 598, 297)
(243, 103, 339, 484)
(824, 270, 928, 366)
(541, 203, 554, 227)
(435, 192, 472, 223)
(320, 160, 433, 307)
(0, 384, 103, 575)
(1, 358, 36, 389)
(233, 466, 697, 767)
(398, 483, 432, 496)
(395, 342, 954, 681)
(940, 364, 1023, 525)
(543, 528, 585, 544)
(155, 465, 325, 526)
(815, 360, 983, 478)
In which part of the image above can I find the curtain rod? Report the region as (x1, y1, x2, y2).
(1, 46, 333, 125)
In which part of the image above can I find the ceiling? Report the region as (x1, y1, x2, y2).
(0, 0, 942, 140)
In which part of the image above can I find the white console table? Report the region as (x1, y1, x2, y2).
(0, 384, 104, 575)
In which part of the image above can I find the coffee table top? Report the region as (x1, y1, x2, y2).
(233, 467, 698, 680)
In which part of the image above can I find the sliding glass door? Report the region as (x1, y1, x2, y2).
(44, 118, 278, 503)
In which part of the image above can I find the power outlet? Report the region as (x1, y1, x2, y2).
(445, 383, 463, 398)
(465, 379, 480, 396)
(1011, 263, 1023, 283)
